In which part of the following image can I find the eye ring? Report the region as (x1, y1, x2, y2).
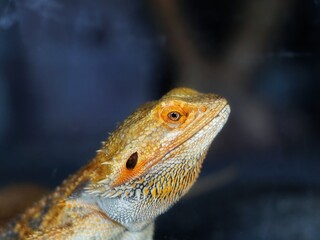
(167, 111, 181, 121)
(126, 152, 138, 170)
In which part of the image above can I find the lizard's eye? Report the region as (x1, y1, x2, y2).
(126, 152, 138, 170)
(167, 111, 181, 121)
(160, 104, 189, 127)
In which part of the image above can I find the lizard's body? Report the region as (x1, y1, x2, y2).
(0, 88, 230, 239)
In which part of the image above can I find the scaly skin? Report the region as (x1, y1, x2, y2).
(0, 88, 230, 239)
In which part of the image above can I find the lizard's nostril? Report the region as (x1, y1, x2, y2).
(200, 106, 207, 112)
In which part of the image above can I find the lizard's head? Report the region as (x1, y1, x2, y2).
(86, 87, 230, 231)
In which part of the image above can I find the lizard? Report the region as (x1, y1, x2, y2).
(0, 87, 230, 240)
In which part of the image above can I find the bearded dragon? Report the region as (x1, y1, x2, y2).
(0, 88, 230, 240)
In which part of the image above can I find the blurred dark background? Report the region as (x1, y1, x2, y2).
(0, 0, 319, 239)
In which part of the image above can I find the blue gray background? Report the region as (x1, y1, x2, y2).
(0, 0, 319, 239)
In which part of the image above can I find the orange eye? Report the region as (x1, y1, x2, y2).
(167, 111, 181, 121)
(158, 102, 192, 127)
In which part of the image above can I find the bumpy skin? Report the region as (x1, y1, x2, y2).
(0, 88, 230, 240)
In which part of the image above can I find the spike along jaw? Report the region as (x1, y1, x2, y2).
(92, 88, 230, 231)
